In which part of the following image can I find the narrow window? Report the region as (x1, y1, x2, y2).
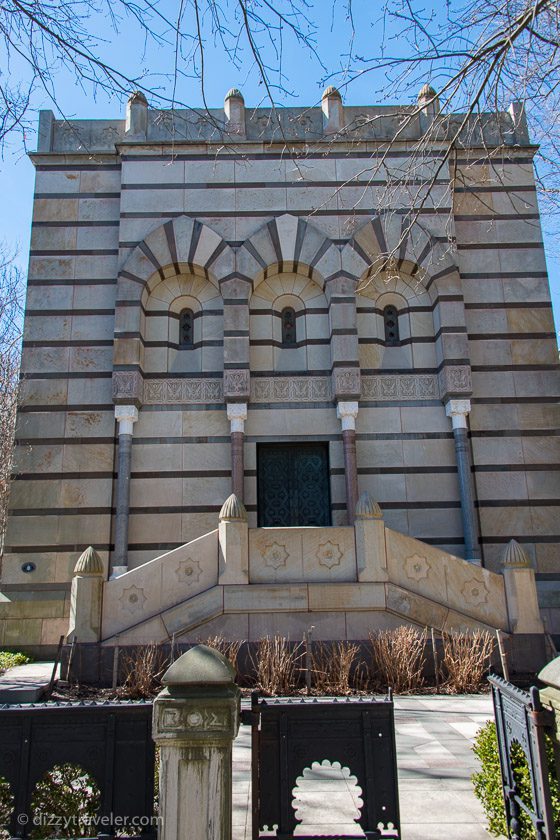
(383, 305, 399, 346)
(281, 307, 297, 347)
(179, 308, 194, 347)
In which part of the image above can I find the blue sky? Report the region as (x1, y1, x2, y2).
(1, 0, 558, 332)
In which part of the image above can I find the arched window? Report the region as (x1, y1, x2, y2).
(281, 307, 297, 347)
(179, 308, 194, 347)
(383, 305, 399, 346)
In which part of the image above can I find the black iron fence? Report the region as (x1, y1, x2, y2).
(0, 700, 156, 839)
(489, 674, 556, 840)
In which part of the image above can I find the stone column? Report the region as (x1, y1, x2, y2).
(66, 546, 104, 643)
(153, 645, 241, 840)
(337, 401, 359, 525)
(113, 405, 138, 577)
(226, 403, 247, 502)
(445, 399, 481, 564)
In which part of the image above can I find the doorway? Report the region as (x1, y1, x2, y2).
(257, 443, 331, 527)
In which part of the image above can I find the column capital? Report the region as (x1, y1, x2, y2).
(445, 398, 471, 429)
(115, 405, 139, 435)
(337, 400, 359, 431)
(227, 402, 247, 433)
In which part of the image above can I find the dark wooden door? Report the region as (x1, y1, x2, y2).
(257, 443, 331, 527)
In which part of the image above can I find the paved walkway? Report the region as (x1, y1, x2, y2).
(232, 694, 494, 839)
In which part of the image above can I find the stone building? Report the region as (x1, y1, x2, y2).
(1, 86, 558, 651)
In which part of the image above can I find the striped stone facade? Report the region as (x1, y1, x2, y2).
(2, 89, 559, 647)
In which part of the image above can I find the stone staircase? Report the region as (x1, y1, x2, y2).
(92, 493, 542, 646)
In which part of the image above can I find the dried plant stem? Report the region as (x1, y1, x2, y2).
(250, 635, 303, 696)
(369, 627, 427, 694)
(441, 631, 495, 694)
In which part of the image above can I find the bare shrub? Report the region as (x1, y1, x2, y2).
(116, 643, 167, 699)
(441, 631, 495, 694)
(369, 626, 427, 694)
(310, 641, 359, 695)
(199, 634, 242, 676)
(250, 635, 303, 696)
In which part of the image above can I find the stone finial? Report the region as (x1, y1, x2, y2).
(322, 85, 342, 100)
(322, 86, 343, 135)
(417, 83, 440, 119)
(219, 493, 248, 522)
(125, 91, 148, 138)
(74, 546, 104, 576)
(224, 88, 245, 137)
(225, 88, 244, 102)
(162, 644, 235, 693)
(355, 492, 383, 520)
(502, 539, 532, 569)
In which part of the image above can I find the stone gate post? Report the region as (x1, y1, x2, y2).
(152, 645, 241, 840)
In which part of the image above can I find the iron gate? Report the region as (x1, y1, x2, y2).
(249, 692, 400, 839)
(489, 674, 556, 839)
(0, 700, 156, 839)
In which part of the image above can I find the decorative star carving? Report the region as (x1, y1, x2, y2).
(119, 585, 147, 615)
(461, 579, 489, 607)
(404, 554, 430, 582)
(317, 541, 343, 569)
(263, 542, 289, 570)
(176, 558, 202, 584)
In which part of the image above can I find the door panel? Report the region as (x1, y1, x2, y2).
(257, 443, 331, 527)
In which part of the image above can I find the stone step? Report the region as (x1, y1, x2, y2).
(0, 662, 59, 704)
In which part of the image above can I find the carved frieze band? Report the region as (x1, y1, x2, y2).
(112, 370, 144, 405)
(362, 374, 439, 401)
(251, 377, 331, 403)
(140, 369, 471, 405)
(144, 378, 223, 404)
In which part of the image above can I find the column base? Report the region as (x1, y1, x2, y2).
(110, 565, 128, 579)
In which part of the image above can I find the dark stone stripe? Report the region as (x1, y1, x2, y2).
(472, 397, 560, 404)
(470, 429, 560, 438)
(164, 220, 180, 275)
(19, 403, 112, 413)
(469, 332, 556, 340)
(454, 185, 535, 193)
(188, 220, 203, 265)
(455, 213, 539, 221)
(121, 151, 447, 162)
(250, 338, 330, 348)
(33, 220, 119, 228)
(206, 239, 228, 269)
(457, 241, 542, 250)
(143, 339, 223, 349)
(26, 309, 115, 317)
(30, 249, 118, 256)
(350, 239, 371, 268)
(461, 271, 548, 279)
(465, 301, 551, 309)
(121, 177, 451, 190)
(28, 278, 117, 287)
(139, 241, 165, 280)
(309, 237, 332, 269)
(35, 164, 120, 171)
(267, 218, 282, 264)
(119, 270, 144, 285)
(243, 240, 267, 269)
(3, 544, 113, 554)
(294, 218, 306, 266)
(21, 371, 111, 380)
(472, 364, 559, 372)
(23, 339, 113, 348)
(480, 536, 560, 544)
(34, 192, 120, 200)
(371, 216, 387, 253)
